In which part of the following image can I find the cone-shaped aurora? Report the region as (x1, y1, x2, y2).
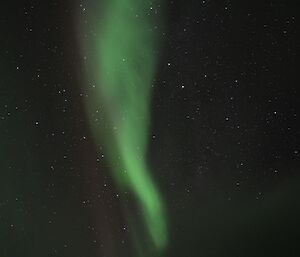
(78, 0, 167, 255)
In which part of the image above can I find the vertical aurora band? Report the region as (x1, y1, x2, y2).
(79, 0, 167, 255)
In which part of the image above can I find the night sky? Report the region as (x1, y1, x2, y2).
(1, 1, 299, 257)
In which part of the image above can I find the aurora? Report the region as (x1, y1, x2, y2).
(78, 0, 167, 256)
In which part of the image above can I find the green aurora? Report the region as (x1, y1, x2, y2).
(79, 0, 167, 255)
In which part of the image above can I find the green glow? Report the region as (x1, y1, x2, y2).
(79, 0, 167, 255)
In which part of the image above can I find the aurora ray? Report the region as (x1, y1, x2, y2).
(78, 0, 167, 255)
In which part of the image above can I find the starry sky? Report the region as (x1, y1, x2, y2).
(0, 1, 299, 257)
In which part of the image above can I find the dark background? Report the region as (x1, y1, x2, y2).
(1, 1, 299, 257)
